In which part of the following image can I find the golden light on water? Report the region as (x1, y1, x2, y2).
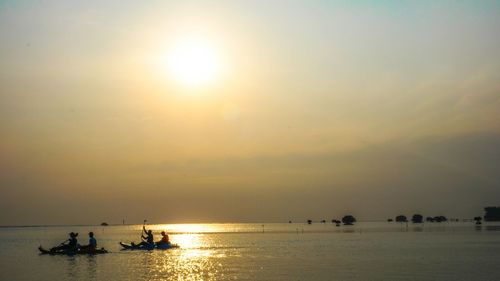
(133, 233, 219, 281)
(149, 224, 214, 252)
(131, 224, 219, 279)
(174, 234, 203, 250)
(154, 224, 219, 234)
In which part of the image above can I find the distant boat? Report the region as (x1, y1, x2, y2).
(101, 222, 109, 226)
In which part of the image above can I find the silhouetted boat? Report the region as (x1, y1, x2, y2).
(119, 242, 179, 250)
(38, 246, 108, 255)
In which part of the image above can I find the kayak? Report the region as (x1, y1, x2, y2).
(157, 242, 180, 250)
(119, 242, 180, 250)
(38, 246, 108, 255)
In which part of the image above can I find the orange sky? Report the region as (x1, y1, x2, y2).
(1, 1, 500, 225)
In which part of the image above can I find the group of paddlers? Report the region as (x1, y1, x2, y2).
(46, 225, 170, 253)
(131, 225, 170, 248)
(49, 231, 98, 252)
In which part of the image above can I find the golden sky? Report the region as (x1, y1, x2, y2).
(1, 1, 500, 225)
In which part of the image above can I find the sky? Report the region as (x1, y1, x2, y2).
(1, 0, 500, 225)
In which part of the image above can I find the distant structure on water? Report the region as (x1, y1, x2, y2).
(433, 216, 447, 223)
(484, 207, 500, 221)
(412, 214, 423, 223)
(342, 215, 356, 225)
(395, 215, 407, 222)
(101, 222, 109, 226)
(331, 219, 341, 226)
(474, 216, 482, 225)
(424, 216, 447, 223)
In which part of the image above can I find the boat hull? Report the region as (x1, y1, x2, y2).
(38, 246, 108, 255)
(119, 242, 179, 250)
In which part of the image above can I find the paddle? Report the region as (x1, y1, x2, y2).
(129, 219, 147, 247)
(58, 239, 69, 246)
(47, 238, 69, 252)
(141, 219, 147, 241)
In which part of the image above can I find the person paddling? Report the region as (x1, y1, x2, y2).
(51, 232, 78, 252)
(132, 225, 154, 248)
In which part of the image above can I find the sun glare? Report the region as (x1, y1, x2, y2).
(165, 38, 222, 88)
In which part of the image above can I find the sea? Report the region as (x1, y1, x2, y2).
(1, 222, 499, 281)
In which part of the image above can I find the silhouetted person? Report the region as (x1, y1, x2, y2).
(80, 232, 97, 250)
(51, 232, 78, 252)
(157, 231, 170, 245)
(133, 226, 154, 248)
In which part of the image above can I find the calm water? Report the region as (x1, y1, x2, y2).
(1, 222, 499, 281)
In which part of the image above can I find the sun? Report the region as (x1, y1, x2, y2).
(165, 37, 222, 88)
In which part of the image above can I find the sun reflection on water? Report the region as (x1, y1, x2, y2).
(136, 233, 222, 281)
(174, 234, 203, 250)
(156, 224, 221, 234)
(118, 224, 233, 280)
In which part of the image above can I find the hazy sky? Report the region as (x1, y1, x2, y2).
(1, 1, 500, 225)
